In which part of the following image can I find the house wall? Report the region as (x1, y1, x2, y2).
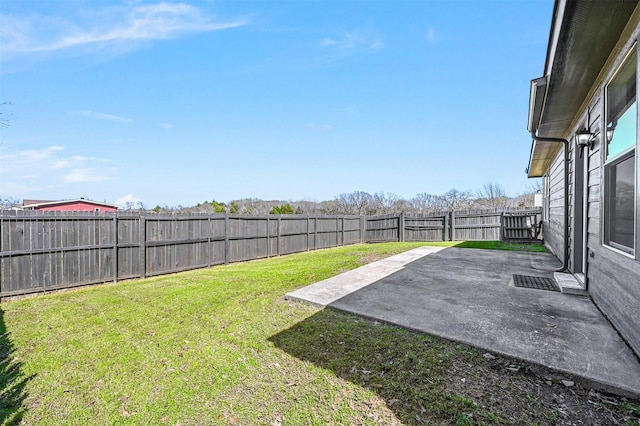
(36, 202, 117, 213)
(584, 29, 640, 357)
(545, 12, 640, 357)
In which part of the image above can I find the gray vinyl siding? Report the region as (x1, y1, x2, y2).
(587, 78, 640, 357)
(532, 1, 640, 357)
(576, 29, 640, 356)
(544, 150, 566, 262)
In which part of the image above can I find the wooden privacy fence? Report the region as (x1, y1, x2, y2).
(366, 209, 542, 243)
(0, 208, 541, 298)
(0, 212, 363, 298)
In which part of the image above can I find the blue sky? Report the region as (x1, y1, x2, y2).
(0, 0, 552, 207)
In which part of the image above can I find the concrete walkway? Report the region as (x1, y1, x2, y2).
(286, 246, 640, 398)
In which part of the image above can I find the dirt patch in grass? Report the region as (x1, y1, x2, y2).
(271, 308, 640, 426)
(354, 252, 392, 265)
(444, 347, 640, 426)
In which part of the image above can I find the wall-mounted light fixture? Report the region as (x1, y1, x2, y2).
(576, 129, 595, 159)
(606, 127, 615, 142)
(606, 119, 617, 143)
(576, 129, 595, 149)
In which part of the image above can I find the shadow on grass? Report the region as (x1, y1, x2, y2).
(0, 307, 33, 425)
(269, 308, 492, 425)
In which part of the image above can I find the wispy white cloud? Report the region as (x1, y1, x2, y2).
(1, 2, 249, 57)
(72, 110, 133, 123)
(321, 29, 383, 56)
(0, 145, 115, 188)
(337, 105, 355, 113)
(0, 146, 64, 169)
(51, 155, 98, 170)
(426, 26, 439, 44)
(115, 193, 142, 207)
(157, 122, 173, 129)
(64, 168, 116, 183)
(307, 123, 333, 132)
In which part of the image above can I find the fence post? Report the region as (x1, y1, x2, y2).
(277, 216, 281, 256)
(113, 215, 118, 283)
(399, 212, 405, 242)
(307, 215, 310, 251)
(450, 210, 456, 241)
(341, 216, 345, 246)
(266, 216, 271, 258)
(224, 214, 229, 264)
(361, 215, 366, 243)
(443, 214, 449, 241)
(314, 216, 318, 250)
(207, 215, 212, 267)
(139, 215, 146, 279)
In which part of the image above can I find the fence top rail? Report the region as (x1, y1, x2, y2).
(0, 210, 364, 220)
(1, 208, 540, 220)
(367, 208, 542, 220)
(0, 210, 118, 218)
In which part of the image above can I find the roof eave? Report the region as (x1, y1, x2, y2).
(527, 0, 638, 177)
(22, 199, 119, 209)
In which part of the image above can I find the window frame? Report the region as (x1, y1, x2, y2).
(603, 44, 639, 260)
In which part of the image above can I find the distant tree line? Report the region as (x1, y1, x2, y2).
(2, 181, 542, 215)
(146, 181, 542, 215)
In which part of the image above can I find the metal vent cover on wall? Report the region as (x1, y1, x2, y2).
(513, 274, 560, 292)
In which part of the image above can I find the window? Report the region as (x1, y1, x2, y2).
(604, 46, 637, 255)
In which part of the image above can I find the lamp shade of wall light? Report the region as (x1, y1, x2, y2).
(606, 127, 615, 142)
(576, 129, 595, 148)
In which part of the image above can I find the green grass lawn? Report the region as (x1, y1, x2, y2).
(1, 242, 433, 425)
(2, 241, 634, 426)
(420, 240, 547, 253)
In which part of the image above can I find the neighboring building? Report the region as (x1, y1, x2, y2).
(22, 198, 118, 213)
(527, 1, 640, 357)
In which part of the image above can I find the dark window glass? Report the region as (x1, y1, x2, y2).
(605, 153, 635, 253)
(605, 47, 636, 255)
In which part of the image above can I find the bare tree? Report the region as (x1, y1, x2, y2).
(515, 179, 544, 208)
(410, 193, 444, 214)
(440, 189, 474, 211)
(475, 182, 510, 209)
(476, 182, 506, 200)
(0, 102, 13, 129)
(0, 197, 21, 209)
(371, 192, 403, 214)
(526, 179, 544, 195)
(334, 191, 373, 215)
(319, 199, 339, 214)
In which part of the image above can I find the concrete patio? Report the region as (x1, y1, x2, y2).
(285, 246, 640, 398)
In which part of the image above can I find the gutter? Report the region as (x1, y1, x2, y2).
(528, 77, 547, 134)
(529, 132, 570, 273)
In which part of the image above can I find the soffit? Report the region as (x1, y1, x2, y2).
(528, 141, 562, 178)
(538, 1, 637, 138)
(528, 1, 638, 177)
